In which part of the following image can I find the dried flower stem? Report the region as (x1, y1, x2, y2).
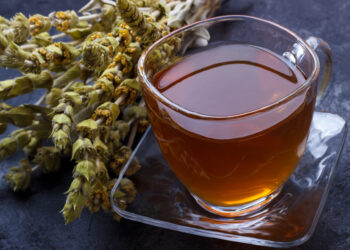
(51, 33, 66, 40)
(62, 80, 75, 92)
(79, 0, 116, 13)
(127, 121, 137, 148)
(115, 95, 125, 106)
(31, 165, 39, 172)
(79, 13, 102, 21)
(35, 94, 46, 106)
(20, 44, 39, 50)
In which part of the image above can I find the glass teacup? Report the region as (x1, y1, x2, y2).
(138, 15, 332, 217)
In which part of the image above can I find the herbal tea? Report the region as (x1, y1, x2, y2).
(146, 44, 315, 206)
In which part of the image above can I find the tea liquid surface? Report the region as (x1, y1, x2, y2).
(149, 44, 313, 206)
(155, 44, 305, 116)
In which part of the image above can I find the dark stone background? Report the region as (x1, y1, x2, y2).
(0, 0, 349, 249)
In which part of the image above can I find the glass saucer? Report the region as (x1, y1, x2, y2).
(110, 112, 347, 248)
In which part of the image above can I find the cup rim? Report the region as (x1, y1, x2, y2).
(138, 15, 320, 120)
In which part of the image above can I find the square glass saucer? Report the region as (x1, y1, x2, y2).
(110, 112, 347, 248)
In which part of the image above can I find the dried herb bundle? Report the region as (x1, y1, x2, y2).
(0, 0, 219, 224)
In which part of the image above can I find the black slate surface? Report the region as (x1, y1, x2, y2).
(0, 0, 349, 249)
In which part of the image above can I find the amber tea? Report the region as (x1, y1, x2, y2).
(145, 44, 315, 207)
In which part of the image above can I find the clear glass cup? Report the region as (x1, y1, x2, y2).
(137, 15, 332, 217)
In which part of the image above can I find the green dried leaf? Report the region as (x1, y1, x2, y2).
(0, 106, 34, 127)
(11, 129, 31, 149)
(95, 160, 109, 184)
(0, 122, 7, 134)
(0, 137, 16, 161)
(29, 71, 53, 89)
(94, 137, 109, 160)
(23, 136, 41, 156)
(123, 105, 147, 121)
(33, 146, 60, 173)
(0, 30, 9, 54)
(65, 21, 91, 40)
(113, 190, 126, 199)
(0, 15, 10, 26)
(52, 113, 71, 125)
(120, 78, 141, 92)
(53, 63, 82, 88)
(74, 160, 96, 182)
(66, 178, 83, 193)
(0, 71, 53, 100)
(61, 190, 87, 224)
(29, 32, 52, 47)
(63, 91, 82, 107)
(88, 90, 100, 107)
(46, 43, 62, 55)
(114, 120, 130, 140)
(52, 130, 69, 150)
(46, 88, 63, 107)
(0, 41, 30, 70)
(72, 138, 96, 160)
(23, 104, 52, 115)
(3, 158, 31, 192)
(76, 118, 98, 135)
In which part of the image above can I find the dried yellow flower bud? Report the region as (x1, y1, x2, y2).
(51, 10, 79, 32)
(0, 30, 9, 54)
(29, 14, 51, 36)
(114, 120, 130, 140)
(33, 146, 61, 173)
(92, 101, 120, 125)
(110, 145, 132, 175)
(86, 181, 109, 212)
(82, 40, 111, 72)
(114, 78, 141, 105)
(117, 0, 161, 45)
(3, 158, 31, 191)
(0, 41, 31, 72)
(5, 13, 30, 44)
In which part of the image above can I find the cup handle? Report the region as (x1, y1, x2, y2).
(305, 36, 333, 105)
